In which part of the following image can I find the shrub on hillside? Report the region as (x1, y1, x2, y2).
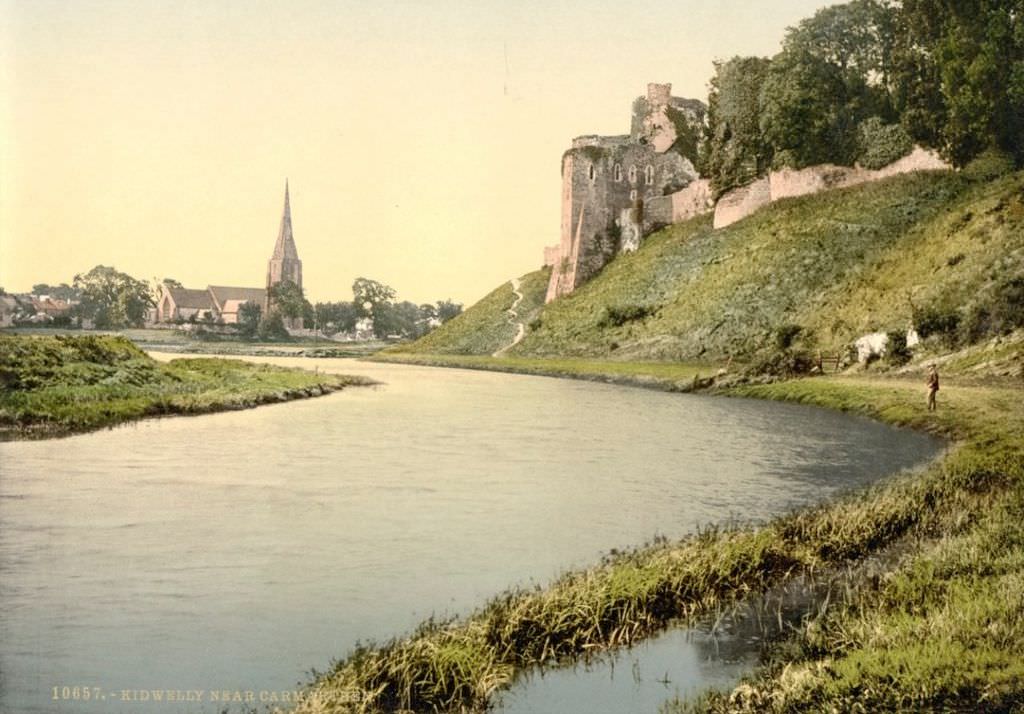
(913, 305, 961, 344)
(857, 117, 913, 170)
(885, 330, 911, 366)
(750, 349, 816, 377)
(962, 150, 1017, 182)
(597, 304, 655, 328)
(774, 324, 803, 350)
(961, 277, 1024, 344)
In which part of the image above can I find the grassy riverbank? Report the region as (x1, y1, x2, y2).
(0, 334, 370, 439)
(372, 351, 718, 389)
(293, 354, 1024, 713)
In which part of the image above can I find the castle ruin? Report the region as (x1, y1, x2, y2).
(544, 83, 711, 303)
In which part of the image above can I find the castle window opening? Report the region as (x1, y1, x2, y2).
(614, 164, 622, 182)
(589, 164, 596, 182)
(645, 165, 654, 185)
(628, 166, 637, 183)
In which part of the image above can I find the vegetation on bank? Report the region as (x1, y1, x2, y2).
(387, 268, 550, 356)
(668, 376, 1024, 713)
(0, 334, 369, 438)
(292, 357, 1024, 713)
(372, 352, 718, 389)
(501, 168, 1020, 365)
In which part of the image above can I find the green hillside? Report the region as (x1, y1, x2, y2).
(388, 267, 550, 355)
(395, 168, 1024, 366)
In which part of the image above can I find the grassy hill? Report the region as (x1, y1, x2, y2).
(388, 267, 550, 355)
(393, 167, 1024, 367)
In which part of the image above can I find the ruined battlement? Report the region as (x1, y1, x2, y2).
(545, 84, 707, 303)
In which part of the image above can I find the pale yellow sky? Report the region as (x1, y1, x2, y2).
(1, 0, 841, 305)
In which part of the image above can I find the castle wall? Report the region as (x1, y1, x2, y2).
(713, 147, 950, 229)
(712, 177, 772, 229)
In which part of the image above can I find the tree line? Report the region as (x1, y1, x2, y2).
(10, 266, 462, 340)
(702, 0, 1023, 198)
(250, 276, 462, 340)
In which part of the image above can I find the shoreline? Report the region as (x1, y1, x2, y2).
(289, 351, 1022, 713)
(0, 335, 375, 441)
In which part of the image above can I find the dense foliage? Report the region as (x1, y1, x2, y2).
(72, 265, 154, 329)
(704, 0, 1023, 195)
(704, 57, 774, 199)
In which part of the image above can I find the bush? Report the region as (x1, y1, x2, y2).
(961, 277, 1024, 343)
(774, 323, 803, 350)
(914, 306, 961, 343)
(597, 304, 655, 328)
(750, 349, 816, 377)
(962, 149, 1017, 182)
(257, 313, 291, 341)
(885, 330, 911, 366)
(857, 117, 914, 170)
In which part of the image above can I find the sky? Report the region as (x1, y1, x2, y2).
(0, 0, 843, 306)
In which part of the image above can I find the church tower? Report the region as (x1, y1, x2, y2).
(266, 180, 303, 291)
(265, 181, 303, 327)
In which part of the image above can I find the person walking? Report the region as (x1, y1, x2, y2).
(926, 364, 940, 412)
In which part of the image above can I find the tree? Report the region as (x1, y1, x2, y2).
(704, 56, 774, 198)
(267, 280, 312, 322)
(313, 301, 359, 336)
(31, 283, 79, 301)
(760, 0, 898, 169)
(435, 299, 463, 323)
(257, 312, 290, 341)
(896, 0, 1024, 165)
(372, 300, 423, 338)
(237, 301, 262, 339)
(351, 277, 396, 317)
(72, 265, 153, 329)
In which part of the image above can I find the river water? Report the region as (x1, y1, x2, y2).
(0, 357, 941, 713)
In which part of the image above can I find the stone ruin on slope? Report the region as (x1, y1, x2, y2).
(543, 83, 711, 303)
(542, 83, 950, 304)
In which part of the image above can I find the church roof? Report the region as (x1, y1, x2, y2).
(208, 286, 266, 310)
(166, 287, 215, 310)
(270, 180, 300, 262)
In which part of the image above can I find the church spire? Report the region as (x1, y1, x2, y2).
(266, 179, 303, 293)
(271, 179, 298, 261)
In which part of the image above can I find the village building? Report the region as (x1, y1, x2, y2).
(154, 181, 303, 327)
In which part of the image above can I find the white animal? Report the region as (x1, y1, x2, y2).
(855, 332, 889, 363)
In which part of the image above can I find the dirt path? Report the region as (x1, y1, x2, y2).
(492, 278, 525, 357)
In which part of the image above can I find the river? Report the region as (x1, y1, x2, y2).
(0, 357, 942, 713)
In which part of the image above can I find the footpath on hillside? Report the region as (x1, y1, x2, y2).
(492, 277, 525, 357)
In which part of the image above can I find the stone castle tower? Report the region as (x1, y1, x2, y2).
(544, 83, 711, 303)
(265, 180, 303, 326)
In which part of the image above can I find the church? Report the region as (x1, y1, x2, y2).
(155, 181, 304, 328)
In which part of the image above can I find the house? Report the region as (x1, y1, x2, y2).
(209, 286, 267, 324)
(156, 287, 217, 322)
